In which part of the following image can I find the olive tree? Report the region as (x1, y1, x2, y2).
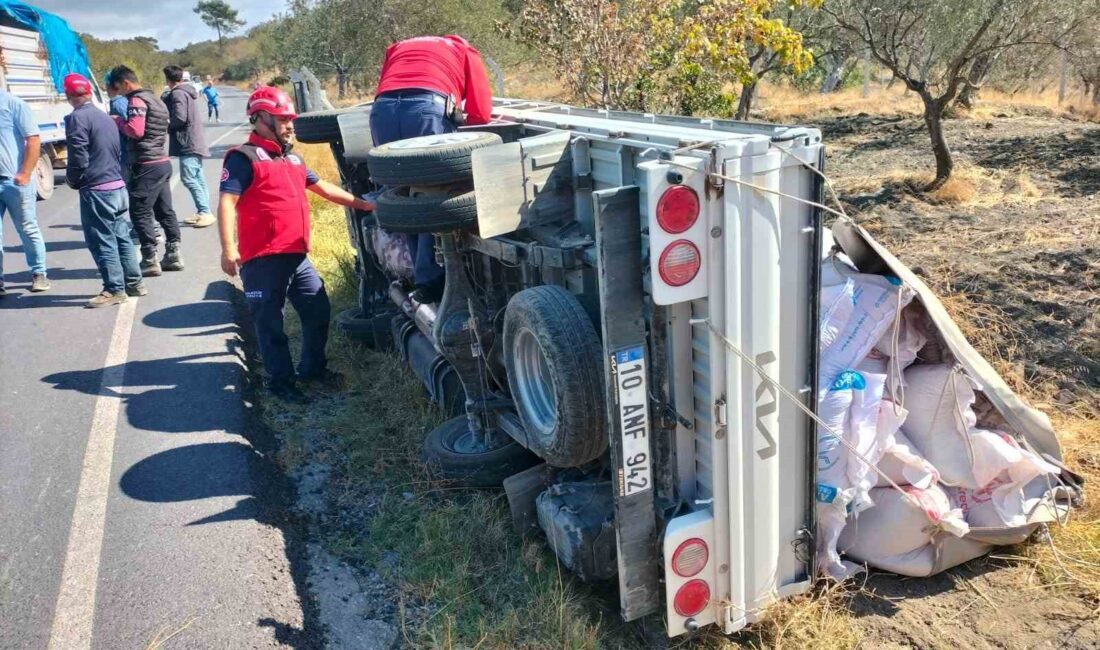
(826, 0, 1075, 189)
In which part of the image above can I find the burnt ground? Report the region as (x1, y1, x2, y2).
(818, 108, 1100, 647)
(823, 110, 1099, 415)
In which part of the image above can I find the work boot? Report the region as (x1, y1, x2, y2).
(268, 380, 311, 405)
(86, 290, 128, 308)
(126, 282, 149, 297)
(140, 247, 162, 277)
(298, 368, 344, 390)
(30, 273, 50, 292)
(161, 242, 185, 272)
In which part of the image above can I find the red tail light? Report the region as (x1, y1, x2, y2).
(658, 240, 701, 286)
(656, 186, 700, 233)
(671, 538, 709, 577)
(673, 579, 711, 617)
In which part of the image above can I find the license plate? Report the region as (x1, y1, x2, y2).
(613, 346, 652, 497)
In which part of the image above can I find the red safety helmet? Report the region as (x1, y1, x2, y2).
(246, 86, 297, 119)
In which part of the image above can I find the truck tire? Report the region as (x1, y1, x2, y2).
(335, 307, 376, 345)
(423, 415, 540, 487)
(374, 187, 478, 234)
(366, 131, 501, 186)
(35, 156, 54, 201)
(294, 107, 364, 144)
(503, 286, 608, 467)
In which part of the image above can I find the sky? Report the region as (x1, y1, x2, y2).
(29, 0, 280, 50)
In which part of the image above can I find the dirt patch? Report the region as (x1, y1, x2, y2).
(822, 108, 1100, 648)
(827, 111, 1100, 414)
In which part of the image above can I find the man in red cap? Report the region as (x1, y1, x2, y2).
(63, 73, 146, 307)
(369, 35, 493, 303)
(218, 86, 374, 403)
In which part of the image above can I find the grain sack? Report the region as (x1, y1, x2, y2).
(900, 364, 979, 486)
(875, 429, 940, 490)
(818, 259, 915, 390)
(838, 485, 969, 570)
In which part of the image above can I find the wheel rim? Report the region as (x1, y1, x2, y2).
(446, 425, 511, 454)
(512, 327, 558, 436)
(36, 159, 53, 194)
(387, 132, 485, 150)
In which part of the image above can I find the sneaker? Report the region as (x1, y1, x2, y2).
(269, 381, 311, 405)
(298, 368, 344, 389)
(126, 282, 148, 297)
(161, 242, 185, 272)
(192, 213, 216, 228)
(30, 273, 50, 292)
(183, 213, 201, 224)
(86, 291, 128, 308)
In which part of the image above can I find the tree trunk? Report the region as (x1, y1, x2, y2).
(922, 96, 953, 190)
(337, 68, 348, 99)
(956, 52, 996, 109)
(820, 56, 847, 94)
(735, 81, 757, 120)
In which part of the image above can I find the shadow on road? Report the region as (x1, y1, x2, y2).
(40, 279, 323, 647)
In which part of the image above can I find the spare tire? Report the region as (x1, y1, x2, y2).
(294, 107, 366, 144)
(503, 286, 607, 467)
(423, 415, 540, 487)
(374, 186, 478, 234)
(367, 131, 501, 186)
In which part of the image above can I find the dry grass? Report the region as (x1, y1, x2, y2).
(753, 82, 921, 122)
(838, 162, 1052, 207)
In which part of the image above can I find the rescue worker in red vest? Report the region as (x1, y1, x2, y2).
(369, 35, 493, 303)
(218, 87, 374, 403)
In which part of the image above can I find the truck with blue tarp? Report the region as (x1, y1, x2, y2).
(0, 0, 105, 199)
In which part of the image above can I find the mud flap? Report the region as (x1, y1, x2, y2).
(593, 186, 661, 621)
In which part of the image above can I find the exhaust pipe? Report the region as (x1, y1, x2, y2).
(389, 282, 437, 340)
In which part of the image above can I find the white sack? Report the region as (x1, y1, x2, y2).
(818, 259, 915, 391)
(876, 429, 940, 489)
(821, 278, 856, 353)
(839, 485, 969, 564)
(857, 536, 992, 578)
(949, 433, 1060, 527)
(900, 364, 979, 486)
(815, 370, 891, 580)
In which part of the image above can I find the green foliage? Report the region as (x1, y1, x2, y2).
(194, 0, 246, 44)
(512, 0, 819, 115)
(82, 34, 169, 89)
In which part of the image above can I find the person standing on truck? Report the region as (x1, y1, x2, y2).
(105, 65, 183, 277)
(0, 85, 49, 297)
(164, 65, 215, 228)
(217, 86, 375, 404)
(369, 34, 493, 304)
(202, 80, 220, 123)
(62, 73, 146, 308)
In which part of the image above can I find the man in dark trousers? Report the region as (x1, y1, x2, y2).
(62, 73, 147, 307)
(369, 34, 493, 303)
(106, 65, 183, 277)
(218, 86, 374, 403)
(164, 65, 214, 228)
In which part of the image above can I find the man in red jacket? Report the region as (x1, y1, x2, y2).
(218, 86, 374, 403)
(369, 35, 493, 303)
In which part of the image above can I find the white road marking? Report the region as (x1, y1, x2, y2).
(47, 298, 139, 650)
(208, 122, 249, 148)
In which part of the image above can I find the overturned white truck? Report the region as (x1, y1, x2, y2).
(294, 101, 1080, 637)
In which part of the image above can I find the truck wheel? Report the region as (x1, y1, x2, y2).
(35, 157, 54, 201)
(374, 187, 478, 234)
(423, 416, 540, 487)
(293, 107, 365, 144)
(335, 307, 376, 345)
(367, 131, 501, 186)
(503, 286, 607, 467)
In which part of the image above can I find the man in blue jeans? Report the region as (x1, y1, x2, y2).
(0, 85, 49, 297)
(63, 74, 146, 307)
(369, 35, 493, 303)
(164, 65, 214, 228)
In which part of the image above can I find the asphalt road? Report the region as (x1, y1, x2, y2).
(0, 88, 317, 649)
